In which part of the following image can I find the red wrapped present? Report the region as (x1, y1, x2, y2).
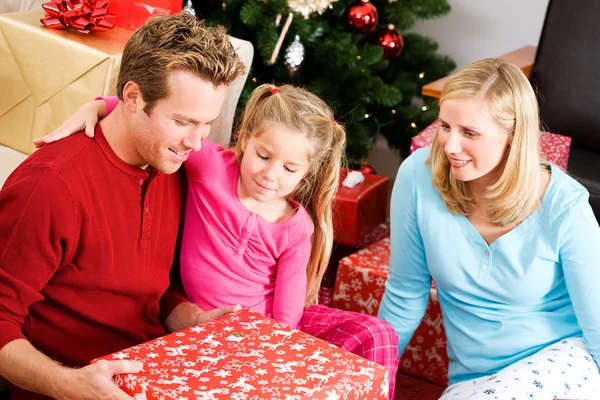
(332, 237, 449, 386)
(410, 120, 572, 171)
(93, 308, 389, 399)
(332, 237, 391, 315)
(109, 0, 182, 31)
(321, 222, 390, 289)
(399, 291, 449, 387)
(333, 169, 389, 246)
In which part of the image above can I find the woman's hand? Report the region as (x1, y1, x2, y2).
(33, 100, 106, 148)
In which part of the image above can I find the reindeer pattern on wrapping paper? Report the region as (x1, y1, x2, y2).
(94, 309, 388, 399)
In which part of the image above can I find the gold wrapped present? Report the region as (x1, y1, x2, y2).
(0, 11, 132, 155)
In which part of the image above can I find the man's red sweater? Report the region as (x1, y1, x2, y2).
(0, 125, 187, 399)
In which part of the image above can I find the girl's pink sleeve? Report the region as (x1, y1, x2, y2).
(95, 96, 119, 116)
(272, 216, 314, 329)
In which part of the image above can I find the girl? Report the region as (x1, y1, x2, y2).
(40, 84, 399, 397)
(379, 58, 600, 399)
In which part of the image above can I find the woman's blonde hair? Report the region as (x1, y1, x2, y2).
(235, 84, 346, 305)
(427, 58, 543, 226)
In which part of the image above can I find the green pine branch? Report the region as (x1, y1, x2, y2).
(191, 0, 456, 162)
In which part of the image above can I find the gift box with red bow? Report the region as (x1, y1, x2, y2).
(93, 309, 389, 399)
(0, 11, 131, 155)
(410, 120, 572, 171)
(332, 237, 449, 386)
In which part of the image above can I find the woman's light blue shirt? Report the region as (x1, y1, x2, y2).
(378, 148, 600, 385)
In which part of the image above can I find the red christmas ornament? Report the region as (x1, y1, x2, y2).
(376, 24, 404, 59)
(347, 0, 378, 33)
(41, 0, 115, 32)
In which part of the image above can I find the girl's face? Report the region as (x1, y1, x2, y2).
(239, 123, 312, 205)
(437, 97, 512, 187)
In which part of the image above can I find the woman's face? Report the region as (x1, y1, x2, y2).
(437, 97, 512, 186)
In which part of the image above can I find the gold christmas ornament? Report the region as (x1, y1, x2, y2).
(288, 0, 338, 19)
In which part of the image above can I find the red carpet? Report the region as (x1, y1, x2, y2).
(395, 372, 445, 399)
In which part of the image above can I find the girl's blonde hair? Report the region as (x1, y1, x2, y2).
(235, 84, 346, 305)
(427, 58, 543, 226)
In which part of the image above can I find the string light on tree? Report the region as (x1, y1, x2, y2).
(346, 0, 378, 33)
(288, 0, 338, 19)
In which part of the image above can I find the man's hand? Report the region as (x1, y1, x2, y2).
(52, 360, 143, 400)
(165, 302, 241, 332)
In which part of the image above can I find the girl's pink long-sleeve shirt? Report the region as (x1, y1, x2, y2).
(103, 96, 313, 328)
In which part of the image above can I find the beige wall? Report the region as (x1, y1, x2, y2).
(411, 0, 549, 70)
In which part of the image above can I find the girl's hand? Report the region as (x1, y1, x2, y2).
(194, 304, 242, 325)
(33, 100, 106, 148)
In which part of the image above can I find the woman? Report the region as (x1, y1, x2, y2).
(379, 58, 600, 399)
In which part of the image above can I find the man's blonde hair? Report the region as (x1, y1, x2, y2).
(427, 58, 544, 226)
(235, 84, 346, 305)
(117, 12, 246, 114)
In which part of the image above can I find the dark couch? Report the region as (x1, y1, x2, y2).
(530, 0, 600, 220)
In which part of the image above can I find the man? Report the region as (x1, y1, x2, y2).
(0, 13, 245, 399)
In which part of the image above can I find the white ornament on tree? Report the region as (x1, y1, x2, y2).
(284, 35, 305, 74)
(182, 0, 196, 16)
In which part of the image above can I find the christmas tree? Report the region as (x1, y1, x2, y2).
(189, 0, 455, 163)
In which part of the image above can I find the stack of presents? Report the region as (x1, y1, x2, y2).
(0, 1, 573, 399)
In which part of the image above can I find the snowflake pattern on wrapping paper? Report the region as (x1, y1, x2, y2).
(332, 236, 450, 386)
(410, 120, 572, 171)
(93, 309, 388, 399)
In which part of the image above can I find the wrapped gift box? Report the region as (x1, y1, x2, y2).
(332, 237, 449, 386)
(322, 223, 390, 289)
(333, 170, 390, 247)
(110, 0, 182, 31)
(410, 120, 572, 171)
(93, 309, 389, 399)
(0, 11, 131, 155)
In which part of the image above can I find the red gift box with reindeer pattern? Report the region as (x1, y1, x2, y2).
(93, 308, 389, 399)
(332, 237, 449, 386)
(411, 120, 571, 171)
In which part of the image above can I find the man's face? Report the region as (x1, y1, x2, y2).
(130, 70, 227, 174)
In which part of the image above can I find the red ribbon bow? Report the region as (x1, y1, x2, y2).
(41, 0, 115, 32)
